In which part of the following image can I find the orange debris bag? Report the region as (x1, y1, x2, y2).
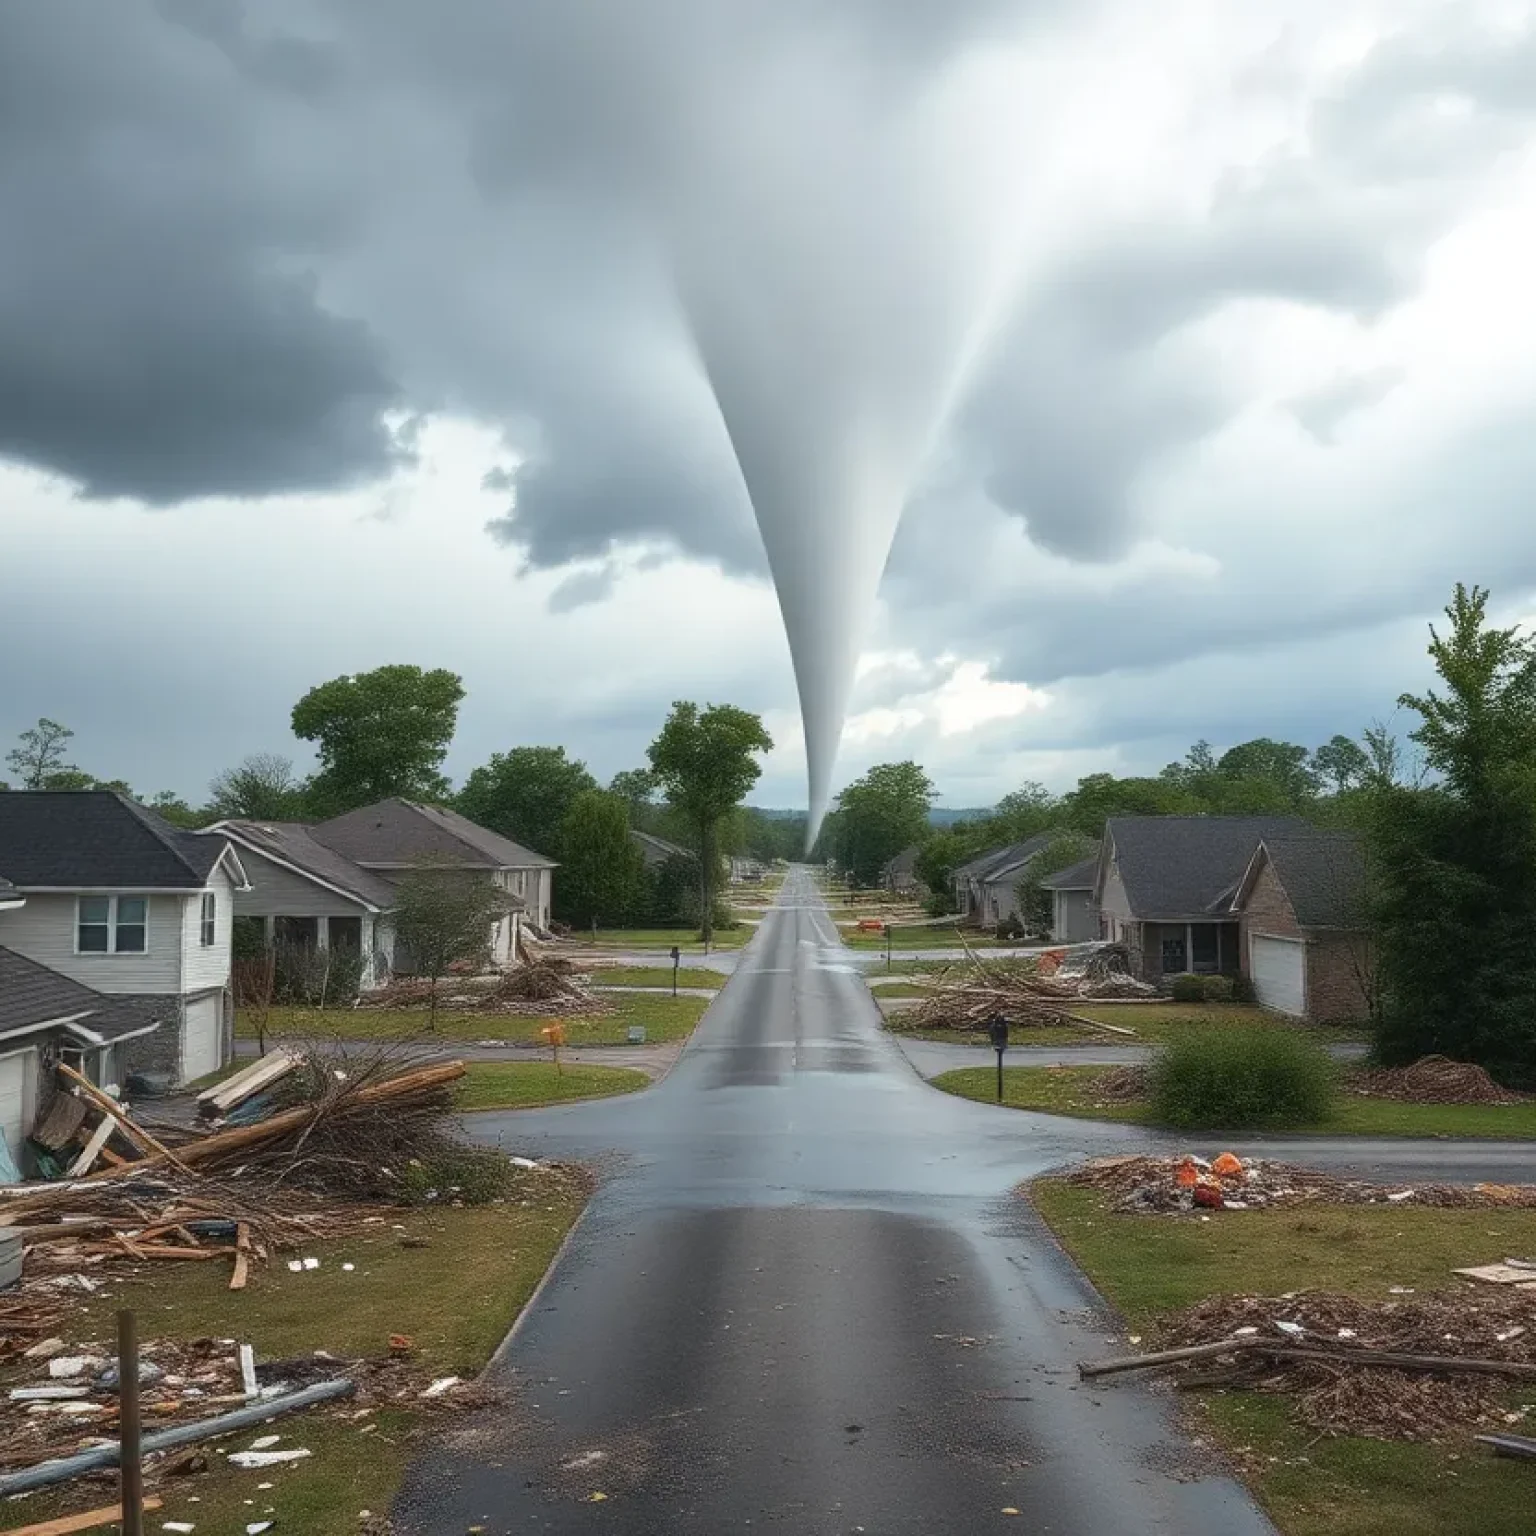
(1211, 1152, 1244, 1179)
(1175, 1159, 1200, 1189)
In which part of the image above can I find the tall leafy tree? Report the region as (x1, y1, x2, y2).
(1312, 734, 1373, 795)
(292, 665, 464, 814)
(457, 746, 599, 859)
(647, 702, 773, 941)
(831, 760, 935, 886)
(1370, 585, 1536, 1084)
(1061, 773, 1201, 834)
(6, 718, 79, 788)
(1215, 737, 1319, 803)
(208, 753, 308, 821)
(557, 790, 646, 927)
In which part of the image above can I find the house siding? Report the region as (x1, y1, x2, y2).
(0, 892, 184, 994)
(231, 848, 374, 919)
(181, 866, 235, 992)
(1052, 889, 1096, 943)
(1307, 934, 1373, 1023)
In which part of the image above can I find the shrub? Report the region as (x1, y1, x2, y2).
(1149, 1026, 1337, 1129)
(1169, 972, 1208, 1003)
(1230, 974, 1257, 1005)
(1202, 974, 1235, 1003)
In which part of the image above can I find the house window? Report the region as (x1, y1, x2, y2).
(200, 892, 217, 947)
(1160, 931, 1187, 975)
(78, 896, 148, 954)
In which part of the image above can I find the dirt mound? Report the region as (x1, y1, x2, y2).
(1347, 1054, 1531, 1106)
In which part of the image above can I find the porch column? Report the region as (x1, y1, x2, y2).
(316, 917, 329, 950)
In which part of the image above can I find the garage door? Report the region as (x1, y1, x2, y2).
(0, 1050, 33, 1178)
(1251, 935, 1306, 1017)
(182, 995, 224, 1084)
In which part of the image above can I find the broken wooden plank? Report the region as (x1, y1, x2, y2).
(7, 1499, 164, 1536)
(229, 1221, 252, 1290)
(66, 1118, 115, 1178)
(1079, 1337, 1269, 1378)
(54, 1063, 191, 1172)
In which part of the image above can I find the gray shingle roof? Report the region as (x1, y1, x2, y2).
(1106, 815, 1311, 918)
(310, 799, 556, 871)
(0, 791, 231, 889)
(0, 948, 166, 1042)
(883, 844, 920, 876)
(955, 834, 1056, 885)
(1250, 830, 1367, 927)
(630, 829, 692, 868)
(212, 822, 400, 909)
(1039, 854, 1100, 891)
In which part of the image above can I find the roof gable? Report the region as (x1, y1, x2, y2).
(1237, 830, 1367, 928)
(209, 822, 398, 909)
(956, 834, 1056, 885)
(309, 798, 556, 871)
(0, 946, 166, 1042)
(1039, 853, 1100, 891)
(1105, 815, 1311, 918)
(0, 791, 230, 889)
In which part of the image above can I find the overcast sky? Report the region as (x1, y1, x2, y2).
(4, 0, 1535, 810)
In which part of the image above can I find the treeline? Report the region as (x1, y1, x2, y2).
(3, 668, 789, 939)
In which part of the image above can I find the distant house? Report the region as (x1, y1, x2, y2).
(208, 798, 556, 985)
(1094, 815, 1310, 983)
(953, 835, 1056, 926)
(882, 845, 921, 896)
(1039, 854, 1100, 944)
(1230, 830, 1371, 1022)
(0, 791, 249, 1096)
(630, 829, 692, 870)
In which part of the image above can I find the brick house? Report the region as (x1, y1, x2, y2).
(1229, 830, 1372, 1023)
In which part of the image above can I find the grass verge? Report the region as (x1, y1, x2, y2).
(577, 927, 748, 950)
(585, 965, 723, 990)
(457, 1060, 650, 1110)
(238, 992, 710, 1046)
(1, 1198, 586, 1534)
(934, 1064, 1536, 1137)
(1031, 1180, 1536, 1535)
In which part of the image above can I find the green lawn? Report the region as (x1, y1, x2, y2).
(457, 1060, 650, 1110)
(575, 927, 748, 950)
(3, 1197, 585, 1534)
(934, 1063, 1536, 1137)
(840, 924, 1018, 950)
(1032, 1181, 1536, 1535)
(238, 991, 710, 1046)
(866, 979, 936, 998)
(586, 964, 723, 990)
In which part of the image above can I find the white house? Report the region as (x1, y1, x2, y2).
(0, 792, 248, 1112)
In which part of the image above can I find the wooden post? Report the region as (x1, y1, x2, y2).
(117, 1310, 143, 1536)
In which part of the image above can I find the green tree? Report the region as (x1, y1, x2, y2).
(913, 830, 968, 911)
(148, 790, 206, 828)
(990, 782, 1059, 841)
(608, 768, 660, 813)
(647, 702, 773, 942)
(831, 760, 935, 886)
(1370, 584, 1536, 1084)
(6, 718, 79, 788)
(458, 746, 598, 860)
(557, 790, 646, 927)
(389, 867, 511, 1030)
(208, 753, 307, 821)
(1061, 773, 1201, 834)
(292, 665, 464, 814)
(1312, 734, 1373, 795)
(1215, 737, 1318, 804)
(1015, 829, 1097, 937)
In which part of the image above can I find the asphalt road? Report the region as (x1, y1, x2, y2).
(393, 867, 1532, 1535)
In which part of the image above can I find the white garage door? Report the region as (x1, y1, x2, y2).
(182, 995, 224, 1084)
(0, 1049, 33, 1177)
(1251, 935, 1306, 1017)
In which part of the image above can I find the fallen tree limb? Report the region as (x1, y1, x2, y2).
(1079, 1337, 1268, 1378)
(1259, 1344, 1536, 1380)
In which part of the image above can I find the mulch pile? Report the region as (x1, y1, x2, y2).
(1065, 1154, 1536, 1214)
(1162, 1291, 1536, 1439)
(1345, 1054, 1532, 1106)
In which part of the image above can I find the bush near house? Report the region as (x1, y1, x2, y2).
(1168, 972, 1239, 1004)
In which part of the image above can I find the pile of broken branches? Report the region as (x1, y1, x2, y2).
(1087, 1290, 1536, 1440)
(899, 944, 1151, 1037)
(1346, 1054, 1532, 1106)
(357, 963, 613, 1018)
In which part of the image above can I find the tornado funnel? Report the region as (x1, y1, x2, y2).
(667, 58, 1025, 842)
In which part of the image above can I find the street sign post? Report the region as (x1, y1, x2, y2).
(885, 922, 893, 971)
(670, 945, 681, 997)
(988, 1014, 1009, 1103)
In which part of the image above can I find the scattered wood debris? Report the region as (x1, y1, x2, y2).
(1345, 1054, 1532, 1105)
(356, 959, 612, 1018)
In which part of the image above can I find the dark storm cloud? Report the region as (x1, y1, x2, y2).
(0, 1, 405, 504)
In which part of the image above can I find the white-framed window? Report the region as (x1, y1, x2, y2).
(200, 891, 217, 947)
(77, 895, 148, 954)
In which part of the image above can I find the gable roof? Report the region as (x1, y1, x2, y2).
(1039, 854, 1100, 891)
(0, 791, 241, 890)
(309, 799, 557, 871)
(630, 829, 692, 868)
(208, 821, 400, 910)
(883, 844, 921, 876)
(1235, 830, 1367, 928)
(0, 947, 166, 1043)
(1104, 815, 1311, 919)
(972, 834, 1059, 887)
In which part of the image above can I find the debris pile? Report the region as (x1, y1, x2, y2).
(900, 945, 1153, 1036)
(1154, 1290, 1536, 1439)
(1346, 1054, 1531, 1106)
(1064, 1153, 1536, 1214)
(357, 963, 612, 1018)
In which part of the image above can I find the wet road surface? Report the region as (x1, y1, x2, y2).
(393, 867, 1529, 1534)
